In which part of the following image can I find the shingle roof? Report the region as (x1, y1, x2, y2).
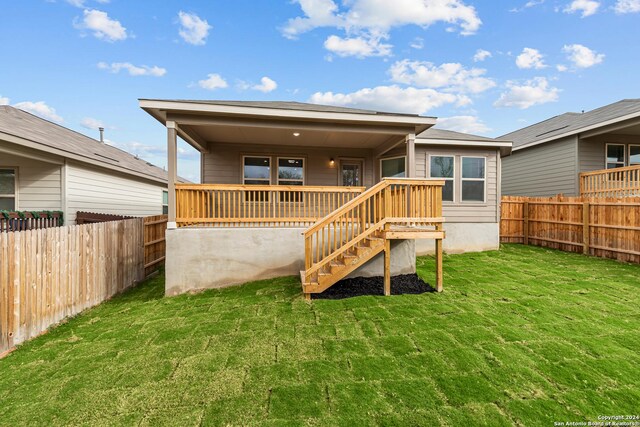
(0, 106, 173, 184)
(500, 99, 640, 149)
(138, 99, 431, 118)
(418, 128, 498, 142)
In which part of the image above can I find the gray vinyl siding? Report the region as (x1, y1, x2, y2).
(203, 143, 375, 187)
(416, 146, 499, 223)
(0, 151, 63, 211)
(579, 134, 640, 173)
(66, 161, 164, 224)
(502, 136, 579, 196)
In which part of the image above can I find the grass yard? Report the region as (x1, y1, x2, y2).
(1, 244, 639, 426)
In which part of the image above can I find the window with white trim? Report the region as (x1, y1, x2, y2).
(429, 156, 454, 202)
(630, 145, 640, 166)
(277, 158, 304, 186)
(606, 144, 626, 169)
(0, 168, 16, 211)
(243, 156, 271, 185)
(380, 156, 406, 178)
(461, 157, 486, 202)
(162, 190, 168, 215)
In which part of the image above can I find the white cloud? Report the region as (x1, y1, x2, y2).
(0, 95, 9, 105)
(494, 77, 559, 109)
(282, 0, 481, 57)
(436, 115, 491, 135)
(473, 49, 492, 62)
(75, 9, 127, 42)
(389, 60, 496, 94)
(562, 44, 604, 68)
(564, 0, 600, 16)
(515, 47, 547, 69)
(178, 11, 212, 45)
(324, 33, 392, 58)
(97, 62, 166, 77)
(198, 73, 228, 90)
(309, 85, 470, 115)
(510, 0, 545, 12)
(614, 0, 640, 13)
(66, 0, 86, 6)
(252, 77, 278, 93)
(410, 37, 424, 50)
(13, 101, 64, 123)
(80, 117, 104, 130)
(556, 64, 569, 72)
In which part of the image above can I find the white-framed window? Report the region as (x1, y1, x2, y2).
(630, 145, 640, 166)
(461, 157, 486, 203)
(429, 155, 455, 202)
(606, 144, 626, 169)
(277, 157, 305, 186)
(243, 156, 271, 185)
(0, 168, 16, 211)
(380, 156, 406, 178)
(162, 190, 168, 215)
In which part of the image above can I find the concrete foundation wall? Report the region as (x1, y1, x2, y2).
(415, 222, 500, 255)
(165, 227, 415, 295)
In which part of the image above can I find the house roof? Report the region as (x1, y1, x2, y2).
(501, 99, 640, 151)
(417, 127, 512, 156)
(139, 99, 432, 118)
(0, 105, 176, 185)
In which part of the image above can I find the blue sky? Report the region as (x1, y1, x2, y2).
(1, 0, 639, 182)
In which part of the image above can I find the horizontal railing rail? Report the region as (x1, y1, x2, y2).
(175, 184, 366, 227)
(302, 178, 444, 280)
(580, 165, 640, 198)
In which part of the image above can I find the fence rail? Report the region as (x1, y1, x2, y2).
(580, 165, 640, 198)
(501, 195, 640, 264)
(0, 219, 145, 353)
(144, 215, 167, 276)
(1, 211, 63, 232)
(175, 184, 366, 227)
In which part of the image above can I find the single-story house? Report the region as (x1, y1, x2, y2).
(140, 99, 512, 297)
(0, 105, 173, 224)
(501, 99, 640, 197)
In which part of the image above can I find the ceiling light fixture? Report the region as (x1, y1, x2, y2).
(293, 132, 300, 137)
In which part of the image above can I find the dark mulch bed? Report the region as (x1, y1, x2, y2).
(312, 273, 436, 300)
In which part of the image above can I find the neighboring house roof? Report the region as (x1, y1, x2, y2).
(139, 99, 432, 118)
(417, 128, 512, 156)
(501, 99, 640, 151)
(0, 106, 178, 185)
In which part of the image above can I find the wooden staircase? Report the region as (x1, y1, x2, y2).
(300, 178, 445, 299)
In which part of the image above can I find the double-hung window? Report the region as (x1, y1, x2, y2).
(461, 157, 486, 202)
(429, 156, 454, 202)
(380, 156, 406, 178)
(243, 156, 271, 185)
(162, 190, 168, 215)
(0, 168, 16, 211)
(630, 145, 640, 166)
(606, 144, 626, 169)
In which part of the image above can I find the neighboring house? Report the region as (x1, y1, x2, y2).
(501, 99, 640, 197)
(140, 99, 512, 296)
(0, 105, 173, 224)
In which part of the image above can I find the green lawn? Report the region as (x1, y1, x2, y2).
(1, 244, 639, 426)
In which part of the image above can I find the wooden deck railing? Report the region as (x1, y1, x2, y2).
(1, 211, 64, 232)
(302, 178, 444, 280)
(175, 184, 365, 227)
(580, 165, 640, 198)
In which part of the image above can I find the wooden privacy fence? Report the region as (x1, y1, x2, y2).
(144, 215, 167, 276)
(580, 165, 640, 198)
(76, 211, 133, 225)
(501, 195, 640, 263)
(0, 219, 145, 353)
(1, 211, 64, 232)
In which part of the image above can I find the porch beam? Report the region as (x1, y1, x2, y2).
(167, 121, 178, 229)
(406, 133, 416, 178)
(176, 125, 208, 153)
(374, 136, 405, 158)
(166, 114, 415, 136)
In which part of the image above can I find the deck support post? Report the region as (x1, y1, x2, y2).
(435, 224, 443, 292)
(384, 237, 391, 296)
(167, 122, 178, 229)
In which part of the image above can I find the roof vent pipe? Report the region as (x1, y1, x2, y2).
(99, 127, 105, 143)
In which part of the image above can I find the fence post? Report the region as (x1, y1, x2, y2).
(582, 201, 590, 255)
(523, 200, 529, 245)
